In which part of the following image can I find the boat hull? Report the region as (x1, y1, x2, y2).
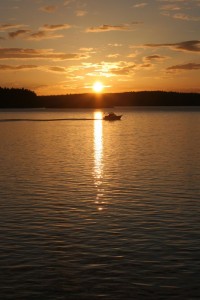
(103, 115, 122, 121)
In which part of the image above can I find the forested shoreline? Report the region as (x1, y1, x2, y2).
(0, 87, 199, 108)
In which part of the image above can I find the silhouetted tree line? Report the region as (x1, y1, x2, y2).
(0, 87, 199, 108)
(38, 91, 200, 107)
(0, 87, 38, 108)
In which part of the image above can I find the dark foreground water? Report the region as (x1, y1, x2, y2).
(0, 107, 200, 299)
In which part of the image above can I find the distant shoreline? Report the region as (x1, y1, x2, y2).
(0, 88, 199, 108)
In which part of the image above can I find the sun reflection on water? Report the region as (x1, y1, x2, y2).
(93, 112, 104, 211)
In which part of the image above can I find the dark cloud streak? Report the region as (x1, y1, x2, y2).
(9, 30, 30, 39)
(0, 64, 38, 70)
(86, 22, 141, 32)
(145, 40, 200, 52)
(144, 55, 168, 61)
(167, 63, 200, 71)
(0, 48, 89, 61)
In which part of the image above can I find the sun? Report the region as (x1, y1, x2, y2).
(93, 81, 104, 93)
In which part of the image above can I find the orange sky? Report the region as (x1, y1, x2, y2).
(0, 0, 200, 95)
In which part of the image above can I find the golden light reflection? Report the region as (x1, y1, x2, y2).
(93, 111, 104, 211)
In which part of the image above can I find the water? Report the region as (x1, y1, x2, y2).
(0, 107, 200, 299)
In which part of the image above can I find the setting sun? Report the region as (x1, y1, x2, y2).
(93, 81, 104, 93)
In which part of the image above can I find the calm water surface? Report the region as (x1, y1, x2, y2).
(0, 107, 200, 299)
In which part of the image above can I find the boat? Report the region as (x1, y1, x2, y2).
(103, 112, 122, 121)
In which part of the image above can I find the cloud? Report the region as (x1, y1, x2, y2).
(63, 0, 75, 6)
(145, 40, 200, 52)
(64, 60, 151, 80)
(0, 64, 71, 74)
(0, 64, 38, 71)
(167, 63, 200, 71)
(111, 64, 136, 75)
(144, 54, 168, 61)
(157, 0, 189, 3)
(0, 48, 89, 61)
(140, 63, 152, 68)
(107, 54, 120, 58)
(75, 10, 87, 17)
(79, 47, 96, 55)
(40, 5, 57, 13)
(86, 23, 140, 32)
(79, 47, 94, 52)
(0, 23, 26, 31)
(7, 30, 62, 41)
(48, 66, 67, 72)
(9, 30, 30, 39)
(27, 31, 64, 40)
(8, 24, 72, 41)
(41, 24, 72, 31)
(160, 4, 181, 10)
(159, 2, 200, 20)
(100, 61, 137, 76)
(173, 13, 200, 21)
(74, 61, 137, 78)
(64, 0, 88, 16)
(133, 3, 148, 8)
(108, 43, 122, 47)
(127, 53, 137, 58)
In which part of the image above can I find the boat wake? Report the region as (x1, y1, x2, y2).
(0, 118, 102, 122)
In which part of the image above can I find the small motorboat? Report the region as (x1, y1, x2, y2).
(103, 112, 122, 121)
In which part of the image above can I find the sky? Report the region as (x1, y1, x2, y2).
(0, 0, 200, 95)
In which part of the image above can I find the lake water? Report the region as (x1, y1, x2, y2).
(0, 107, 200, 300)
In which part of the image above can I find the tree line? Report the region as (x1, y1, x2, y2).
(0, 87, 199, 108)
(0, 87, 38, 108)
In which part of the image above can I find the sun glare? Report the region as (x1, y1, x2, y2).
(93, 81, 104, 93)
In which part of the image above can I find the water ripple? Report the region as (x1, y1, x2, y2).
(0, 108, 200, 299)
